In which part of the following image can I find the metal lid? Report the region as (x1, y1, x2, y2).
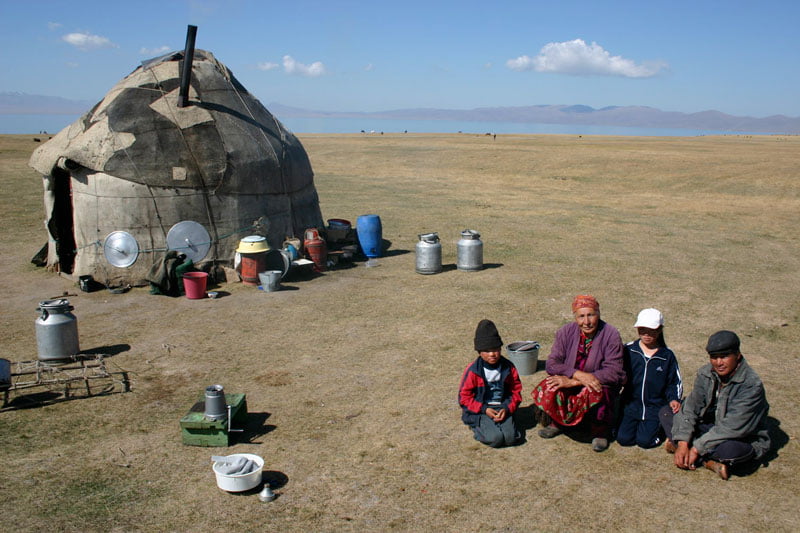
(37, 298, 73, 311)
(419, 232, 439, 243)
(167, 221, 211, 263)
(103, 231, 140, 267)
(460, 229, 480, 239)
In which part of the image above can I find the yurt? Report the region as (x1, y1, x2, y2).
(29, 47, 323, 286)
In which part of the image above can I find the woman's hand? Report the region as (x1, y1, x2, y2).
(669, 400, 681, 414)
(572, 370, 602, 392)
(544, 375, 576, 391)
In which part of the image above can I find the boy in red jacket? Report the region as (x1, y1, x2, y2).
(458, 319, 523, 447)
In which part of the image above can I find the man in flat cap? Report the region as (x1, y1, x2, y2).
(663, 330, 770, 479)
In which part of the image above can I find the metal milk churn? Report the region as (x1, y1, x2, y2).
(416, 232, 442, 274)
(35, 298, 80, 362)
(457, 229, 483, 271)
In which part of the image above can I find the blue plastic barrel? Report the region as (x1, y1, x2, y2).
(356, 214, 382, 258)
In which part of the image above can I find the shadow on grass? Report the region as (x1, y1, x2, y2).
(382, 248, 411, 258)
(239, 411, 276, 444)
(722, 416, 789, 478)
(2, 378, 129, 411)
(262, 470, 289, 489)
(80, 344, 131, 357)
(439, 262, 504, 272)
(515, 404, 541, 433)
(220, 469, 289, 497)
(761, 416, 789, 467)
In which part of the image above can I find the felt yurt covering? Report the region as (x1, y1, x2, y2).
(29, 49, 323, 286)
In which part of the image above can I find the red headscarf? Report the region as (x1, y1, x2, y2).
(572, 294, 599, 313)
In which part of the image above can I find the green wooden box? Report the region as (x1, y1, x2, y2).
(179, 393, 248, 447)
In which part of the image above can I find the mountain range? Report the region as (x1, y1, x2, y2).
(2, 92, 798, 134)
(266, 102, 800, 134)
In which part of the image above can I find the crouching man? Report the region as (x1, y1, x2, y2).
(664, 330, 770, 480)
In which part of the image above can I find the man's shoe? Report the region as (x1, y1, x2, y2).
(592, 437, 609, 452)
(704, 459, 729, 480)
(538, 425, 562, 439)
(664, 439, 676, 454)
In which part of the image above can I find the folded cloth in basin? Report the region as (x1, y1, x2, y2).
(214, 456, 257, 475)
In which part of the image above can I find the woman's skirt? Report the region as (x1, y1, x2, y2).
(531, 379, 603, 426)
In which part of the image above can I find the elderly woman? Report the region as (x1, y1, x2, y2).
(531, 295, 625, 451)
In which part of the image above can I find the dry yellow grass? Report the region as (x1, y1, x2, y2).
(0, 132, 798, 532)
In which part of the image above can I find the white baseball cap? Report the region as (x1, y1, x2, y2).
(634, 308, 664, 329)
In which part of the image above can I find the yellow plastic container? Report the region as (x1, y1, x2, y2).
(236, 235, 269, 254)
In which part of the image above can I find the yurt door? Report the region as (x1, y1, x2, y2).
(49, 167, 77, 273)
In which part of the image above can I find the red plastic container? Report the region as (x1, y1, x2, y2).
(182, 271, 209, 299)
(304, 228, 327, 272)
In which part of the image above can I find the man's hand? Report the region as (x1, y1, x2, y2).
(486, 407, 506, 422)
(669, 400, 681, 414)
(674, 441, 699, 470)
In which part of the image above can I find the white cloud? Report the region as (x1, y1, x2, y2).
(257, 62, 280, 71)
(66, 62, 79, 68)
(282, 55, 326, 77)
(62, 32, 117, 51)
(140, 46, 171, 56)
(48, 22, 62, 30)
(364, 63, 374, 72)
(506, 39, 665, 78)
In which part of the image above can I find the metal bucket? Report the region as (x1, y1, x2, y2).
(416, 232, 442, 274)
(457, 229, 483, 271)
(35, 299, 79, 362)
(258, 270, 282, 292)
(204, 384, 228, 421)
(506, 341, 540, 376)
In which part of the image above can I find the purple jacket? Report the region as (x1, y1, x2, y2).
(545, 320, 625, 386)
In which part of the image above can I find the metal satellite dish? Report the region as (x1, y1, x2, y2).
(166, 221, 211, 263)
(103, 231, 140, 268)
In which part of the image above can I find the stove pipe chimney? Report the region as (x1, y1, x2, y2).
(177, 25, 197, 108)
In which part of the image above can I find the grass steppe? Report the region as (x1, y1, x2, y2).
(0, 132, 798, 532)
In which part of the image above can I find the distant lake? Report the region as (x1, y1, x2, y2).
(1, 113, 749, 137)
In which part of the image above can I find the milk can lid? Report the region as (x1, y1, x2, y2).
(37, 299, 73, 312)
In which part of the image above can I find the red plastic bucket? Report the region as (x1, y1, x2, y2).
(183, 271, 208, 299)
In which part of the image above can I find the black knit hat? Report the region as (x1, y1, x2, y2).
(474, 319, 503, 351)
(706, 330, 741, 355)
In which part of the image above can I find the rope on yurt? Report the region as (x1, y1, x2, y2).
(225, 73, 297, 221)
(145, 61, 222, 262)
(67, 222, 261, 255)
(103, 69, 169, 247)
(128, 62, 222, 261)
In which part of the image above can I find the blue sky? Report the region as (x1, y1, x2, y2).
(1, 0, 798, 117)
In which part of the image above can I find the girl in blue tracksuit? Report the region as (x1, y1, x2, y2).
(617, 308, 682, 448)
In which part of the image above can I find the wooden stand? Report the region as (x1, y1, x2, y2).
(179, 393, 248, 447)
